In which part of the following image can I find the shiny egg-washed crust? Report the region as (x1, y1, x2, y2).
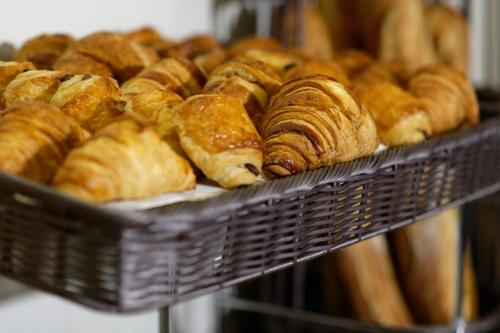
(262, 75, 379, 178)
(408, 64, 479, 135)
(53, 116, 195, 203)
(0, 101, 88, 183)
(285, 59, 350, 87)
(0, 61, 36, 108)
(424, 5, 469, 73)
(175, 94, 263, 189)
(14, 34, 74, 69)
(227, 36, 283, 56)
(353, 81, 432, 147)
(333, 49, 374, 79)
(53, 50, 114, 77)
(134, 57, 206, 98)
(241, 49, 304, 78)
(50, 74, 124, 133)
(54, 32, 159, 83)
(205, 56, 283, 132)
(4, 70, 66, 106)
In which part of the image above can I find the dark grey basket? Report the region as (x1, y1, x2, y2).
(1, 113, 500, 313)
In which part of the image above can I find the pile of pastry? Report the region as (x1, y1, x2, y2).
(0, 25, 478, 203)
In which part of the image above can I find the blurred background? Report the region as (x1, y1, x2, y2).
(0, 0, 499, 332)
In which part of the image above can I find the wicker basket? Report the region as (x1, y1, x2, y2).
(1, 112, 500, 313)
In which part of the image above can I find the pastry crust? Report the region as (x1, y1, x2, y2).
(408, 64, 478, 135)
(14, 34, 74, 69)
(353, 81, 431, 147)
(134, 57, 206, 98)
(0, 101, 88, 183)
(175, 94, 263, 188)
(424, 4, 469, 72)
(0, 61, 36, 108)
(333, 50, 374, 79)
(53, 49, 114, 77)
(53, 116, 195, 202)
(228, 36, 283, 56)
(205, 56, 283, 132)
(50, 74, 124, 132)
(241, 49, 304, 78)
(285, 59, 350, 87)
(4, 70, 66, 106)
(54, 32, 159, 82)
(262, 75, 378, 177)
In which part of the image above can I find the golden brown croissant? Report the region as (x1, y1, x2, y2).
(54, 32, 159, 82)
(0, 101, 88, 183)
(52, 50, 114, 78)
(285, 59, 350, 87)
(333, 49, 373, 79)
(121, 78, 183, 135)
(262, 75, 378, 177)
(333, 237, 415, 327)
(204, 56, 283, 132)
(408, 64, 479, 135)
(391, 209, 478, 324)
(130, 57, 206, 99)
(14, 34, 74, 70)
(123, 26, 164, 48)
(227, 36, 283, 56)
(353, 81, 431, 147)
(424, 5, 469, 73)
(4, 70, 66, 106)
(53, 116, 195, 202)
(0, 61, 35, 108)
(174, 94, 263, 188)
(50, 74, 124, 132)
(240, 49, 304, 78)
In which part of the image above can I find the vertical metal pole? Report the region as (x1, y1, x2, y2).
(159, 307, 171, 333)
(453, 208, 468, 333)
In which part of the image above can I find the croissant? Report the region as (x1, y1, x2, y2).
(123, 26, 164, 48)
(14, 34, 74, 69)
(52, 50, 114, 78)
(285, 59, 350, 87)
(333, 237, 415, 326)
(424, 5, 469, 73)
(408, 64, 479, 135)
(240, 49, 304, 78)
(262, 75, 378, 177)
(204, 56, 283, 132)
(50, 74, 124, 132)
(4, 70, 66, 106)
(353, 81, 431, 147)
(53, 116, 195, 202)
(175, 94, 263, 188)
(392, 209, 478, 324)
(0, 101, 88, 183)
(122, 80, 183, 137)
(130, 57, 206, 99)
(54, 32, 159, 82)
(0, 61, 35, 108)
(333, 49, 373, 79)
(227, 36, 283, 56)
